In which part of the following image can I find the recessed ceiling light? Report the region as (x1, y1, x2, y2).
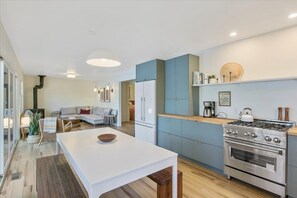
(288, 13, 297, 19)
(230, 32, 238, 37)
(66, 72, 76, 78)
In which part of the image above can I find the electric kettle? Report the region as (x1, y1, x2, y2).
(241, 108, 254, 122)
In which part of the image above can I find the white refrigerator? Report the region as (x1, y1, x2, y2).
(135, 80, 156, 144)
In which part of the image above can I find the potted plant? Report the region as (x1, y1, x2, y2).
(27, 112, 41, 144)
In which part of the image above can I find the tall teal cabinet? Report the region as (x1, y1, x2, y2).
(288, 135, 297, 198)
(165, 54, 199, 116)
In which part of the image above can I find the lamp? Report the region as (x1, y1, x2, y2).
(3, 118, 13, 129)
(86, 50, 121, 67)
(66, 72, 76, 78)
(94, 87, 98, 92)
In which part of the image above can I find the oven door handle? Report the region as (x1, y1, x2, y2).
(225, 140, 283, 155)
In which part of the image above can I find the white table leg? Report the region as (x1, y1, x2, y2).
(172, 157, 178, 198)
(56, 141, 61, 154)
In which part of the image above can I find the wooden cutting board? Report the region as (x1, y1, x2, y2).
(220, 62, 244, 82)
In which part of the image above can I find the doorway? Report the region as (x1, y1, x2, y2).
(120, 80, 135, 136)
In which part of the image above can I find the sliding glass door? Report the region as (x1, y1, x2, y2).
(0, 59, 19, 184)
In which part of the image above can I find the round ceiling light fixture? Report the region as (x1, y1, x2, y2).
(86, 50, 121, 67)
(288, 13, 297, 19)
(66, 72, 76, 78)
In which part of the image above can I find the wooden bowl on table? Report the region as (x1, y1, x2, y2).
(97, 134, 117, 142)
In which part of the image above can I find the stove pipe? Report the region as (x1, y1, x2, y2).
(33, 75, 46, 109)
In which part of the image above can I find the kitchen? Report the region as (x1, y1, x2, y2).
(135, 25, 297, 198)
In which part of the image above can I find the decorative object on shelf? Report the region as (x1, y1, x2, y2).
(284, 107, 290, 121)
(209, 75, 217, 84)
(27, 112, 41, 144)
(220, 62, 244, 83)
(97, 133, 117, 142)
(99, 88, 105, 102)
(278, 107, 283, 121)
(192, 71, 200, 85)
(86, 49, 121, 67)
(218, 91, 231, 106)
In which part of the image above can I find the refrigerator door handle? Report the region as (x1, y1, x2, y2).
(141, 97, 143, 121)
(143, 97, 145, 121)
(136, 123, 154, 128)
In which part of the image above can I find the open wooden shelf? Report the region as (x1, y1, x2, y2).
(192, 76, 297, 87)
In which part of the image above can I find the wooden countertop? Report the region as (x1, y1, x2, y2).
(158, 114, 235, 125)
(289, 127, 297, 136)
(159, 114, 297, 136)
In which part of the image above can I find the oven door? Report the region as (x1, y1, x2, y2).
(224, 138, 286, 185)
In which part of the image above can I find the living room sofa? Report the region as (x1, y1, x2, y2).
(57, 106, 112, 127)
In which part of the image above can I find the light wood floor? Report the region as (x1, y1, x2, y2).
(0, 122, 277, 198)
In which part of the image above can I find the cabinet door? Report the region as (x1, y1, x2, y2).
(288, 135, 297, 166)
(182, 138, 224, 171)
(158, 131, 181, 154)
(182, 120, 224, 148)
(175, 55, 189, 99)
(175, 99, 189, 116)
(165, 98, 175, 114)
(136, 60, 157, 82)
(135, 82, 143, 122)
(143, 80, 156, 125)
(165, 58, 175, 99)
(288, 165, 297, 197)
(158, 116, 182, 136)
(135, 123, 156, 144)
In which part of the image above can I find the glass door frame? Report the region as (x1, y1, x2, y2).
(0, 58, 4, 178)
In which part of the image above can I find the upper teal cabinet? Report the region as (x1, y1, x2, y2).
(165, 54, 199, 116)
(136, 59, 164, 82)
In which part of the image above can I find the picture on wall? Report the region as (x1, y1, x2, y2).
(99, 88, 105, 102)
(219, 91, 231, 106)
(105, 88, 111, 102)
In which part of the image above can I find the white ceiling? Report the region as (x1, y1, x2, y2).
(1, 0, 297, 81)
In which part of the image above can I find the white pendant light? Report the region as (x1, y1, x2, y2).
(86, 50, 121, 67)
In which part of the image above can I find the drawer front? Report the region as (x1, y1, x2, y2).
(158, 131, 182, 154)
(287, 165, 297, 197)
(288, 135, 297, 167)
(182, 138, 224, 171)
(182, 120, 224, 147)
(158, 116, 181, 136)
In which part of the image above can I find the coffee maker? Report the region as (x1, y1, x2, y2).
(203, 101, 216, 118)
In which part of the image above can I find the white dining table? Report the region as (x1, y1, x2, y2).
(56, 127, 178, 198)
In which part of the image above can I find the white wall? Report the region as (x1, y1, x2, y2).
(24, 75, 97, 116)
(199, 26, 297, 121)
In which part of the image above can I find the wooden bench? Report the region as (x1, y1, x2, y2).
(148, 167, 183, 198)
(36, 154, 87, 198)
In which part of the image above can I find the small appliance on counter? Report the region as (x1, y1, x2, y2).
(203, 101, 216, 118)
(240, 107, 254, 122)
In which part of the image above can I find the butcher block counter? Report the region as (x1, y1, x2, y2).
(288, 127, 297, 136)
(158, 114, 235, 125)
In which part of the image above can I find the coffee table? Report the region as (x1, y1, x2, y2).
(63, 117, 80, 128)
(56, 128, 178, 198)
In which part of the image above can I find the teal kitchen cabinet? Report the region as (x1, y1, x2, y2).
(164, 54, 199, 116)
(181, 119, 224, 171)
(288, 135, 297, 198)
(182, 120, 224, 148)
(136, 59, 164, 82)
(158, 116, 182, 136)
(182, 138, 224, 171)
(158, 132, 182, 154)
(157, 116, 182, 154)
(157, 116, 224, 171)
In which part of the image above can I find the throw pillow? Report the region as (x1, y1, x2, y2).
(80, 109, 90, 114)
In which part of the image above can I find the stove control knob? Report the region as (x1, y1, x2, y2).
(251, 133, 257, 138)
(244, 132, 249, 136)
(226, 130, 232, 134)
(264, 136, 272, 142)
(232, 131, 238, 135)
(273, 138, 281, 143)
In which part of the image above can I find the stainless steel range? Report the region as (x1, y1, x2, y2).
(223, 119, 295, 198)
